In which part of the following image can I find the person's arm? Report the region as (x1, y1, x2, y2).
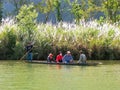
(47, 56, 50, 62)
(62, 55, 66, 63)
(70, 55, 73, 61)
(70, 55, 74, 63)
(78, 54, 82, 63)
(56, 55, 58, 62)
(84, 54, 87, 61)
(26, 45, 28, 52)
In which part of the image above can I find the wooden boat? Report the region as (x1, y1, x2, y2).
(27, 60, 100, 66)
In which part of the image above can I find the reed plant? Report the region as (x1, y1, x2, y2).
(0, 18, 120, 60)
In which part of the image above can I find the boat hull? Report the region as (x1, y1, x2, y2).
(27, 60, 99, 66)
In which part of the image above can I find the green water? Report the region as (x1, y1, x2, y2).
(0, 60, 120, 90)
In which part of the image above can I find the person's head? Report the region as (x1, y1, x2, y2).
(60, 53, 62, 56)
(67, 51, 71, 55)
(59, 51, 62, 55)
(49, 53, 53, 57)
(49, 53, 52, 55)
(80, 50, 83, 54)
(27, 41, 32, 45)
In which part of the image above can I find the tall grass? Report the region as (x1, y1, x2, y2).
(0, 18, 120, 60)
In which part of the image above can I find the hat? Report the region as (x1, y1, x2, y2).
(67, 51, 71, 54)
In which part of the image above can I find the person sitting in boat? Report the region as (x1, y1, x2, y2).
(56, 51, 63, 63)
(77, 50, 87, 64)
(47, 53, 54, 63)
(62, 51, 74, 63)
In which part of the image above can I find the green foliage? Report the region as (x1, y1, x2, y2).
(70, 0, 100, 23)
(34, 22, 120, 60)
(1, 0, 120, 24)
(102, 0, 120, 22)
(35, 0, 56, 23)
(98, 16, 105, 24)
(71, 1, 83, 23)
(0, 26, 17, 59)
(54, 0, 62, 22)
(104, 29, 115, 46)
(6, 30, 16, 50)
(16, 3, 38, 42)
(0, 18, 120, 60)
(35, 0, 63, 22)
(13, 42, 24, 60)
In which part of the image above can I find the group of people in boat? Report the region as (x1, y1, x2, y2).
(47, 50, 87, 64)
(26, 42, 87, 64)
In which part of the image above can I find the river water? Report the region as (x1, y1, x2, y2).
(0, 60, 120, 90)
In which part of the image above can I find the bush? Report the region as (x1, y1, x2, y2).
(0, 18, 120, 60)
(0, 26, 16, 59)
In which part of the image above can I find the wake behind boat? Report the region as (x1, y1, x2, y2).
(27, 60, 101, 66)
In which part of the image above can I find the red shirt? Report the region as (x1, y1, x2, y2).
(56, 54, 63, 62)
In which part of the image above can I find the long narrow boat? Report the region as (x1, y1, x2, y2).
(27, 60, 100, 66)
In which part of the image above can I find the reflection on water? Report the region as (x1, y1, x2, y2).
(0, 60, 120, 90)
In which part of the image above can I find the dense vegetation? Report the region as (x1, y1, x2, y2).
(0, 0, 120, 60)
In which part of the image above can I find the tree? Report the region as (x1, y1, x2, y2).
(71, 0, 84, 23)
(16, 4, 38, 42)
(70, 0, 99, 23)
(87, 0, 102, 18)
(35, 0, 64, 23)
(102, 0, 120, 22)
(54, 0, 63, 22)
(35, 0, 56, 23)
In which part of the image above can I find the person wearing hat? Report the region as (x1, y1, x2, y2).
(77, 50, 87, 64)
(62, 51, 74, 63)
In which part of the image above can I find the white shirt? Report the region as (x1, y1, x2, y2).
(78, 54, 87, 63)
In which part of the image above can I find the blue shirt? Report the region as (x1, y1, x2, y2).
(62, 54, 73, 63)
